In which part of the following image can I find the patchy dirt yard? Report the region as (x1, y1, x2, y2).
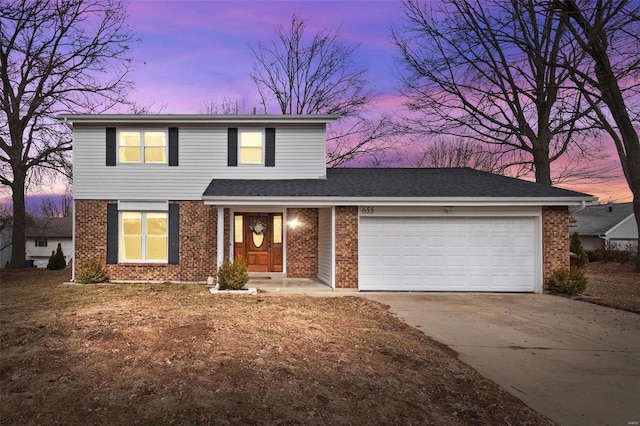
(0, 269, 553, 425)
(581, 262, 640, 313)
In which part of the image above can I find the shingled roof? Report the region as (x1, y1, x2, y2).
(25, 217, 72, 239)
(572, 202, 634, 235)
(203, 168, 592, 199)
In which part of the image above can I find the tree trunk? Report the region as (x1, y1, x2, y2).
(10, 170, 26, 268)
(634, 198, 640, 272)
(532, 145, 553, 186)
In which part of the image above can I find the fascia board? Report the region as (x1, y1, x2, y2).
(57, 114, 339, 125)
(202, 196, 596, 207)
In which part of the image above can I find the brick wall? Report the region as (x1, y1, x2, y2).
(542, 206, 570, 292)
(334, 206, 358, 289)
(286, 208, 318, 278)
(74, 200, 218, 283)
(224, 208, 230, 260)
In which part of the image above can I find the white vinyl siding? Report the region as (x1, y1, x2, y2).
(359, 213, 540, 292)
(73, 125, 327, 200)
(606, 214, 638, 240)
(317, 208, 333, 286)
(214, 125, 326, 179)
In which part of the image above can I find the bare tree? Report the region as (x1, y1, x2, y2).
(38, 193, 72, 218)
(393, 0, 604, 185)
(200, 96, 246, 115)
(403, 137, 521, 173)
(555, 0, 640, 271)
(0, 0, 135, 268)
(250, 14, 397, 167)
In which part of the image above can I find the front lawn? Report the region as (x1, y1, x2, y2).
(0, 269, 552, 425)
(581, 262, 640, 313)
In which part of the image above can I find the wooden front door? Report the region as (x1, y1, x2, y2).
(234, 213, 283, 272)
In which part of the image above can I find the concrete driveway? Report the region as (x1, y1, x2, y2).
(363, 293, 640, 426)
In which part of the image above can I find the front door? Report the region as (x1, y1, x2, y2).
(234, 213, 283, 272)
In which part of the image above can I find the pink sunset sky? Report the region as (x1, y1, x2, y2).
(1, 0, 633, 206)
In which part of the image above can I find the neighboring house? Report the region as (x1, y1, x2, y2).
(62, 114, 594, 293)
(0, 218, 12, 268)
(25, 217, 73, 268)
(572, 202, 638, 251)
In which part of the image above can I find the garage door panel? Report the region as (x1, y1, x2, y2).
(359, 216, 537, 292)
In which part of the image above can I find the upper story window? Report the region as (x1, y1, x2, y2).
(239, 130, 264, 165)
(35, 239, 47, 247)
(119, 130, 167, 164)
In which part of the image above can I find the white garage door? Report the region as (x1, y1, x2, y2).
(359, 216, 537, 292)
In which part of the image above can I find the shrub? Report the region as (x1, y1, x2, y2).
(594, 242, 630, 264)
(76, 258, 109, 284)
(586, 250, 600, 263)
(570, 232, 588, 267)
(47, 243, 67, 270)
(216, 258, 249, 290)
(549, 268, 587, 295)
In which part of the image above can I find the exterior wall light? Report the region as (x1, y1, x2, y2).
(288, 217, 301, 229)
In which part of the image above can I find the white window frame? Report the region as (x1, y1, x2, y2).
(118, 210, 168, 263)
(238, 128, 265, 165)
(117, 129, 168, 164)
(35, 238, 48, 247)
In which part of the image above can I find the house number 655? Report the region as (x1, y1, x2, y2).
(361, 207, 375, 215)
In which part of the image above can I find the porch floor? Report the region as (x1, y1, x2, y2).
(247, 275, 354, 294)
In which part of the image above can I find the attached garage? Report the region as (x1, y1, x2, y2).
(359, 211, 541, 292)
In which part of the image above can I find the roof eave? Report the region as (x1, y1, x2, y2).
(57, 114, 340, 125)
(202, 196, 596, 207)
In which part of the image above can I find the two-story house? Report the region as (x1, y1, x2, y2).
(62, 114, 594, 292)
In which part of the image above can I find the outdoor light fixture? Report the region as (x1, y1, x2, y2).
(288, 217, 301, 229)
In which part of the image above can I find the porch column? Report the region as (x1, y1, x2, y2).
(217, 207, 224, 267)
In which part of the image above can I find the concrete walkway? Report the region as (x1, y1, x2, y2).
(362, 293, 640, 426)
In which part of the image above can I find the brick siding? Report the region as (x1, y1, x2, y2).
(542, 206, 570, 292)
(74, 200, 217, 283)
(286, 208, 318, 278)
(334, 206, 358, 289)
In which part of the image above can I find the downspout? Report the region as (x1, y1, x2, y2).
(71, 200, 75, 282)
(574, 200, 587, 214)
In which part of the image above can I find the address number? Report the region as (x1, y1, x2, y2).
(361, 207, 375, 215)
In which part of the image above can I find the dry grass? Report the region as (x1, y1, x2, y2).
(580, 262, 640, 313)
(0, 268, 553, 425)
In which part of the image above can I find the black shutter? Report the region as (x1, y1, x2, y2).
(265, 127, 275, 167)
(227, 128, 238, 166)
(168, 127, 179, 166)
(106, 204, 118, 264)
(106, 128, 116, 166)
(168, 203, 179, 264)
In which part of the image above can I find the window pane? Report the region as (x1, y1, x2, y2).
(241, 131, 262, 147)
(122, 212, 142, 235)
(144, 132, 166, 147)
(234, 215, 243, 243)
(120, 146, 141, 163)
(146, 213, 167, 236)
(240, 147, 262, 164)
(145, 146, 166, 163)
(121, 236, 142, 261)
(273, 215, 282, 244)
(146, 236, 167, 261)
(120, 132, 141, 146)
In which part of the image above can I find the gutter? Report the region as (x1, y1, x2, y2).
(202, 196, 596, 207)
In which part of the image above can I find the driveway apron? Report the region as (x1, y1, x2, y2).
(363, 293, 640, 426)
